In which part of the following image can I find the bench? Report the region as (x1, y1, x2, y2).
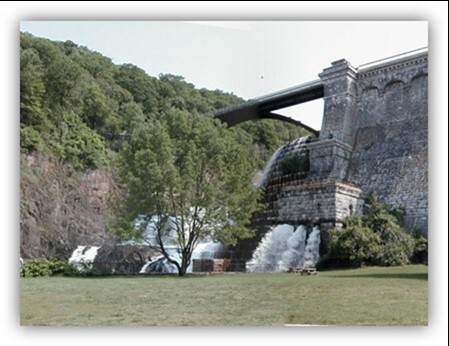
(289, 267, 317, 275)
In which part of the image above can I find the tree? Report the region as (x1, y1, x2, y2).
(364, 194, 414, 266)
(114, 110, 261, 276)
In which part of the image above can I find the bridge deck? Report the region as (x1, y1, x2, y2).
(213, 79, 323, 135)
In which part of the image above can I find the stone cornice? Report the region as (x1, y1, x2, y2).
(358, 49, 428, 79)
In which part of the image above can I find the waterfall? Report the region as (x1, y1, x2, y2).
(246, 224, 321, 272)
(302, 226, 321, 269)
(256, 136, 310, 187)
(68, 245, 100, 272)
(256, 146, 283, 187)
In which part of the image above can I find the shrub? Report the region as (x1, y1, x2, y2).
(326, 216, 382, 267)
(21, 259, 53, 277)
(412, 234, 428, 264)
(21, 259, 80, 277)
(322, 195, 420, 268)
(365, 195, 414, 266)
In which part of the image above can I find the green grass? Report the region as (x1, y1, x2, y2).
(20, 265, 428, 326)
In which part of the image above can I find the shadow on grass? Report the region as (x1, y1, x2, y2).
(327, 273, 428, 280)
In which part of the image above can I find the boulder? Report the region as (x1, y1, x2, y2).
(92, 244, 159, 275)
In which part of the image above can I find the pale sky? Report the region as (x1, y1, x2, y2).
(20, 21, 427, 130)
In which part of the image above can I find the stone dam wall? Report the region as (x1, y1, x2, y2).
(234, 49, 428, 261)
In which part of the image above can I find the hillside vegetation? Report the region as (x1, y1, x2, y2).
(20, 32, 308, 170)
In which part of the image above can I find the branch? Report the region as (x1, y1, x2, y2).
(155, 214, 180, 272)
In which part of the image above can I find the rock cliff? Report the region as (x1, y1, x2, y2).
(20, 153, 119, 259)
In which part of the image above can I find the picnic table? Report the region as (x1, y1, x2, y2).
(289, 267, 318, 275)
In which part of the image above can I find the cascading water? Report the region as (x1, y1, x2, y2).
(246, 224, 321, 272)
(256, 147, 283, 187)
(68, 245, 100, 272)
(256, 136, 310, 187)
(302, 226, 321, 269)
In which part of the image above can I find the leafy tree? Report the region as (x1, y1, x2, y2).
(20, 32, 309, 172)
(364, 194, 414, 266)
(324, 195, 416, 268)
(114, 64, 159, 115)
(114, 110, 261, 276)
(238, 120, 310, 166)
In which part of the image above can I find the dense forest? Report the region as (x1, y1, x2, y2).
(20, 32, 308, 171)
(20, 32, 308, 259)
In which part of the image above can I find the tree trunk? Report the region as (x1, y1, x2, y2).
(178, 253, 191, 276)
(178, 268, 187, 277)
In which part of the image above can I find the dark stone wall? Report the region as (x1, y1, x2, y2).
(346, 54, 428, 234)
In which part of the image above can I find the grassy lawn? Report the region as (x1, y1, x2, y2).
(20, 265, 427, 326)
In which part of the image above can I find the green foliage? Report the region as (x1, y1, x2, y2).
(21, 259, 75, 277)
(238, 120, 310, 167)
(324, 196, 419, 268)
(114, 110, 262, 276)
(325, 216, 382, 267)
(411, 233, 428, 264)
(20, 258, 102, 277)
(279, 152, 310, 176)
(20, 32, 310, 173)
(364, 194, 414, 266)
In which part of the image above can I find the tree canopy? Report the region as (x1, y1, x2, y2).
(114, 110, 262, 276)
(20, 32, 309, 171)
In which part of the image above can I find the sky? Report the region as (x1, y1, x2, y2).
(20, 21, 428, 130)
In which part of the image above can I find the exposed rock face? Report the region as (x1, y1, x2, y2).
(20, 153, 119, 259)
(93, 244, 159, 275)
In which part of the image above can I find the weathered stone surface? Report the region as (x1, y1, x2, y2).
(346, 54, 428, 234)
(93, 244, 159, 275)
(20, 153, 119, 259)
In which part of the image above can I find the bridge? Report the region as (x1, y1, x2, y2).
(213, 80, 323, 136)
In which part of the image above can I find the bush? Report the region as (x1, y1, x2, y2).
(21, 259, 80, 277)
(412, 234, 428, 264)
(365, 195, 414, 266)
(326, 216, 382, 267)
(322, 195, 420, 268)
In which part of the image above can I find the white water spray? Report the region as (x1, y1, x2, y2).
(302, 226, 321, 269)
(68, 245, 100, 272)
(246, 224, 321, 272)
(256, 136, 310, 187)
(257, 146, 283, 187)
